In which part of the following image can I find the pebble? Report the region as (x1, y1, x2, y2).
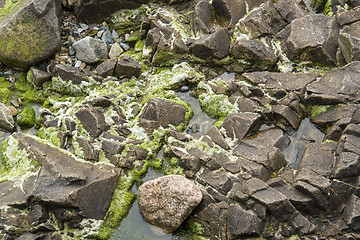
(74, 60, 82, 68)
(101, 30, 114, 44)
(124, 34, 130, 41)
(109, 42, 124, 59)
(112, 30, 119, 39)
(97, 30, 105, 38)
(120, 42, 130, 51)
(80, 62, 86, 69)
(69, 46, 76, 56)
(180, 85, 189, 92)
(55, 54, 68, 61)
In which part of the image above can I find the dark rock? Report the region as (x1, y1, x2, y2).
(28, 204, 48, 227)
(311, 104, 360, 127)
(294, 168, 331, 197)
(336, 6, 360, 26)
(339, 21, 360, 64)
(274, 0, 308, 23)
(135, 147, 148, 160)
(139, 97, 188, 133)
(101, 139, 125, 155)
(169, 129, 190, 142)
(289, 211, 315, 235)
(26, 67, 51, 88)
(75, 0, 150, 23)
(294, 180, 327, 210)
(231, 39, 277, 69)
(193, 0, 213, 34)
(75, 106, 110, 138)
(95, 58, 117, 77)
(89, 97, 112, 108)
(138, 175, 202, 233)
(0, 102, 17, 131)
(272, 104, 301, 129)
(206, 126, 230, 150)
(333, 151, 360, 178)
(0, 0, 61, 69)
(221, 112, 262, 141)
(343, 123, 360, 137)
(242, 178, 268, 195)
(227, 204, 264, 238)
(115, 55, 142, 79)
(238, 159, 271, 181)
(342, 194, 360, 230)
(280, 14, 339, 65)
(179, 154, 201, 172)
(190, 28, 231, 59)
(51, 63, 89, 84)
(229, 182, 249, 203)
(198, 169, 233, 195)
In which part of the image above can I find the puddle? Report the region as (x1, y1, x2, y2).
(176, 91, 215, 135)
(283, 118, 324, 169)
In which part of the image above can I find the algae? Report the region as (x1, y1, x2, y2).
(0, 0, 19, 19)
(17, 107, 35, 127)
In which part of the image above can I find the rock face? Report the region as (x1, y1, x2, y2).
(0, 0, 61, 69)
(0, 134, 120, 219)
(138, 175, 202, 233)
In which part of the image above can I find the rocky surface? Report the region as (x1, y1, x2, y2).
(1, 0, 360, 239)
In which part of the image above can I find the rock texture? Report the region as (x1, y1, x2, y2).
(138, 175, 202, 233)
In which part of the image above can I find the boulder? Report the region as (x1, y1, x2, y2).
(280, 14, 339, 65)
(75, 0, 150, 23)
(138, 175, 202, 233)
(115, 54, 142, 79)
(0, 0, 61, 69)
(190, 28, 231, 59)
(339, 21, 360, 64)
(72, 37, 108, 64)
(0, 134, 120, 219)
(0, 102, 17, 131)
(75, 106, 110, 137)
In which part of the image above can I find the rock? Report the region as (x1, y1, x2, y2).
(280, 14, 339, 65)
(95, 58, 117, 77)
(75, 0, 150, 23)
(336, 6, 360, 26)
(0, 0, 61, 69)
(101, 139, 125, 155)
(108, 42, 123, 59)
(75, 106, 110, 138)
(72, 37, 108, 64)
(339, 21, 360, 64)
(274, 0, 308, 23)
(193, 0, 213, 34)
(0, 102, 17, 131)
(138, 175, 202, 233)
(220, 112, 262, 141)
(342, 195, 360, 230)
(15, 233, 36, 240)
(139, 97, 189, 133)
(227, 204, 264, 238)
(76, 137, 99, 161)
(198, 169, 233, 195)
(232, 39, 277, 70)
(190, 28, 231, 59)
(333, 151, 360, 178)
(115, 54, 142, 78)
(26, 67, 51, 88)
(294, 180, 328, 210)
(206, 126, 230, 150)
(1, 134, 120, 219)
(50, 63, 88, 84)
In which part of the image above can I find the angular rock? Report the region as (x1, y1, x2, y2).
(0, 102, 17, 131)
(333, 151, 360, 178)
(227, 204, 264, 238)
(198, 169, 233, 195)
(193, 0, 213, 34)
(272, 104, 301, 129)
(26, 67, 51, 88)
(115, 54, 142, 79)
(72, 37, 108, 64)
(294, 180, 327, 210)
(336, 6, 360, 26)
(342, 194, 360, 230)
(51, 63, 88, 84)
(138, 175, 202, 233)
(221, 112, 262, 141)
(0, 0, 61, 69)
(310, 104, 360, 127)
(95, 57, 117, 78)
(274, 0, 308, 23)
(108, 42, 123, 59)
(190, 28, 231, 59)
(76, 137, 99, 162)
(206, 126, 230, 150)
(139, 97, 188, 133)
(101, 139, 125, 155)
(75, 106, 110, 138)
(281, 14, 339, 65)
(339, 21, 360, 64)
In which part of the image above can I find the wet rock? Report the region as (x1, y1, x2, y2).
(280, 14, 339, 65)
(193, 0, 213, 34)
(0, 102, 17, 131)
(1, 134, 120, 219)
(0, 0, 61, 69)
(190, 28, 231, 59)
(206, 126, 230, 150)
(339, 21, 360, 64)
(306, 62, 360, 104)
(138, 175, 202, 233)
(95, 58, 117, 77)
(231, 39, 277, 69)
(342, 194, 360, 230)
(115, 54, 142, 79)
(139, 97, 189, 133)
(75, 106, 110, 137)
(221, 112, 262, 141)
(75, 0, 149, 23)
(51, 63, 88, 84)
(26, 67, 51, 88)
(72, 37, 108, 64)
(227, 204, 264, 238)
(101, 139, 125, 155)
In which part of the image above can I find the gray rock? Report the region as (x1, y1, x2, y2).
(0, 102, 17, 131)
(342, 194, 360, 230)
(115, 54, 142, 78)
(274, 0, 308, 23)
(221, 112, 262, 141)
(139, 97, 189, 133)
(198, 169, 233, 195)
(101, 29, 114, 44)
(0, 0, 61, 69)
(15, 233, 36, 240)
(75, 106, 110, 138)
(108, 42, 123, 59)
(26, 67, 51, 88)
(138, 175, 202, 233)
(227, 204, 264, 238)
(193, 0, 213, 34)
(190, 28, 231, 59)
(281, 14, 339, 65)
(339, 21, 360, 64)
(333, 151, 360, 178)
(336, 6, 360, 26)
(72, 37, 108, 64)
(95, 58, 117, 77)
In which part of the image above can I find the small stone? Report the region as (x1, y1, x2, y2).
(180, 85, 189, 92)
(120, 42, 130, 51)
(109, 42, 124, 59)
(112, 30, 119, 39)
(97, 30, 105, 38)
(115, 55, 142, 78)
(101, 30, 114, 44)
(72, 36, 108, 63)
(0, 102, 17, 131)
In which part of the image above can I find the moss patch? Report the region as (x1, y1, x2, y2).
(17, 107, 35, 127)
(0, 0, 19, 19)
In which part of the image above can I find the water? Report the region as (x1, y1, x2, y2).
(176, 91, 215, 135)
(283, 118, 324, 169)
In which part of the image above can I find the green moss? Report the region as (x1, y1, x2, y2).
(199, 93, 236, 119)
(188, 220, 205, 235)
(17, 107, 35, 127)
(308, 105, 332, 118)
(151, 157, 163, 169)
(0, 77, 13, 104)
(0, 0, 19, 19)
(37, 127, 61, 148)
